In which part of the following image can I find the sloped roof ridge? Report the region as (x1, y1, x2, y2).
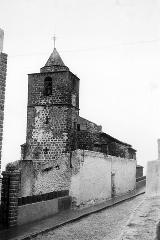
(45, 48, 65, 67)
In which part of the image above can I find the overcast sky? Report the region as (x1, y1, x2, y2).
(0, 0, 160, 172)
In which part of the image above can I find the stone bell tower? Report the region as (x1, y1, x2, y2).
(22, 47, 80, 170)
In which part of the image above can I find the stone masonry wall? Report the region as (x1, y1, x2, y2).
(0, 52, 7, 172)
(77, 128, 136, 160)
(77, 117, 102, 133)
(76, 117, 136, 159)
(25, 105, 69, 162)
(27, 71, 79, 108)
(23, 70, 79, 163)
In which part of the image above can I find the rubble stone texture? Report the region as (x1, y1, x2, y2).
(0, 29, 7, 173)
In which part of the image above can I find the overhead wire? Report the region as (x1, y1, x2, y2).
(8, 38, 160, 58)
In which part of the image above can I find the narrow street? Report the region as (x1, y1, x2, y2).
(33, 194, 144, 240)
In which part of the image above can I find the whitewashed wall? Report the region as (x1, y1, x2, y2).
(70, 151, 112, 205)
(70, 150, 136, 205)
(111, 156, 136, 195)
(20, 150, 136, 205)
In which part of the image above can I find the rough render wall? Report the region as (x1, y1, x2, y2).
(20, 149, 136, 201)
(20, 155, 72, 197)
(70, 150, 112, 205)
(70, 150, 136, 205)
(34, 156, 71, 195)
(19, 160, 35, 197)
(0, 53, 7, 172)
(111, 156, 136, 195)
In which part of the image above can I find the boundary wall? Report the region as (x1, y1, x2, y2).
(70, 150, 136, 205)
(0, 169, 71, 228)
(0, 150, 137, 228)
(18, 150, 136, 206)
(17, 195, 71, 225)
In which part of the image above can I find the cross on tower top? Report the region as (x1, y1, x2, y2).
(52, 35, 56, 49)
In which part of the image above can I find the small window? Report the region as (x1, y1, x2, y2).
(72, 94, 76, 107)
(44, 77, 52, 96)
(77, 124, 80, 131)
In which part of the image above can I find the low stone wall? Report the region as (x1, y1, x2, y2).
(0, 168, 72, 228)
(17, 195, 72, 225)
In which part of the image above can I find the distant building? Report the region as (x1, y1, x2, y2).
(0, 29, 7, 174)
(136, 165, 144, 179)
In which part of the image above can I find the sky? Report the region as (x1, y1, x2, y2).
(0, 0, 160, 173)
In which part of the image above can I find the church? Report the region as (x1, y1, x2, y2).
(17, 45, 136, 205)
(21, 46, 136, 163)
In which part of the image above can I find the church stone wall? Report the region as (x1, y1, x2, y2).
(27, 71, 73, 106)
(24, 70, 79, 162)
(0, 52, 7, 172)
(25, 105, 69, 161)
(20, 155, 72, 197)
(77, 117, 102, 133)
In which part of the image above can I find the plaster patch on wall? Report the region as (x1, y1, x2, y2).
(32, 106, 52, 142)
(33, 156, 72, 194)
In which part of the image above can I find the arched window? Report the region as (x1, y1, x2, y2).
(44, 77, 52, 96)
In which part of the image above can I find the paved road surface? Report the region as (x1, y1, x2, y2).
(33, 194, 144, 240)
